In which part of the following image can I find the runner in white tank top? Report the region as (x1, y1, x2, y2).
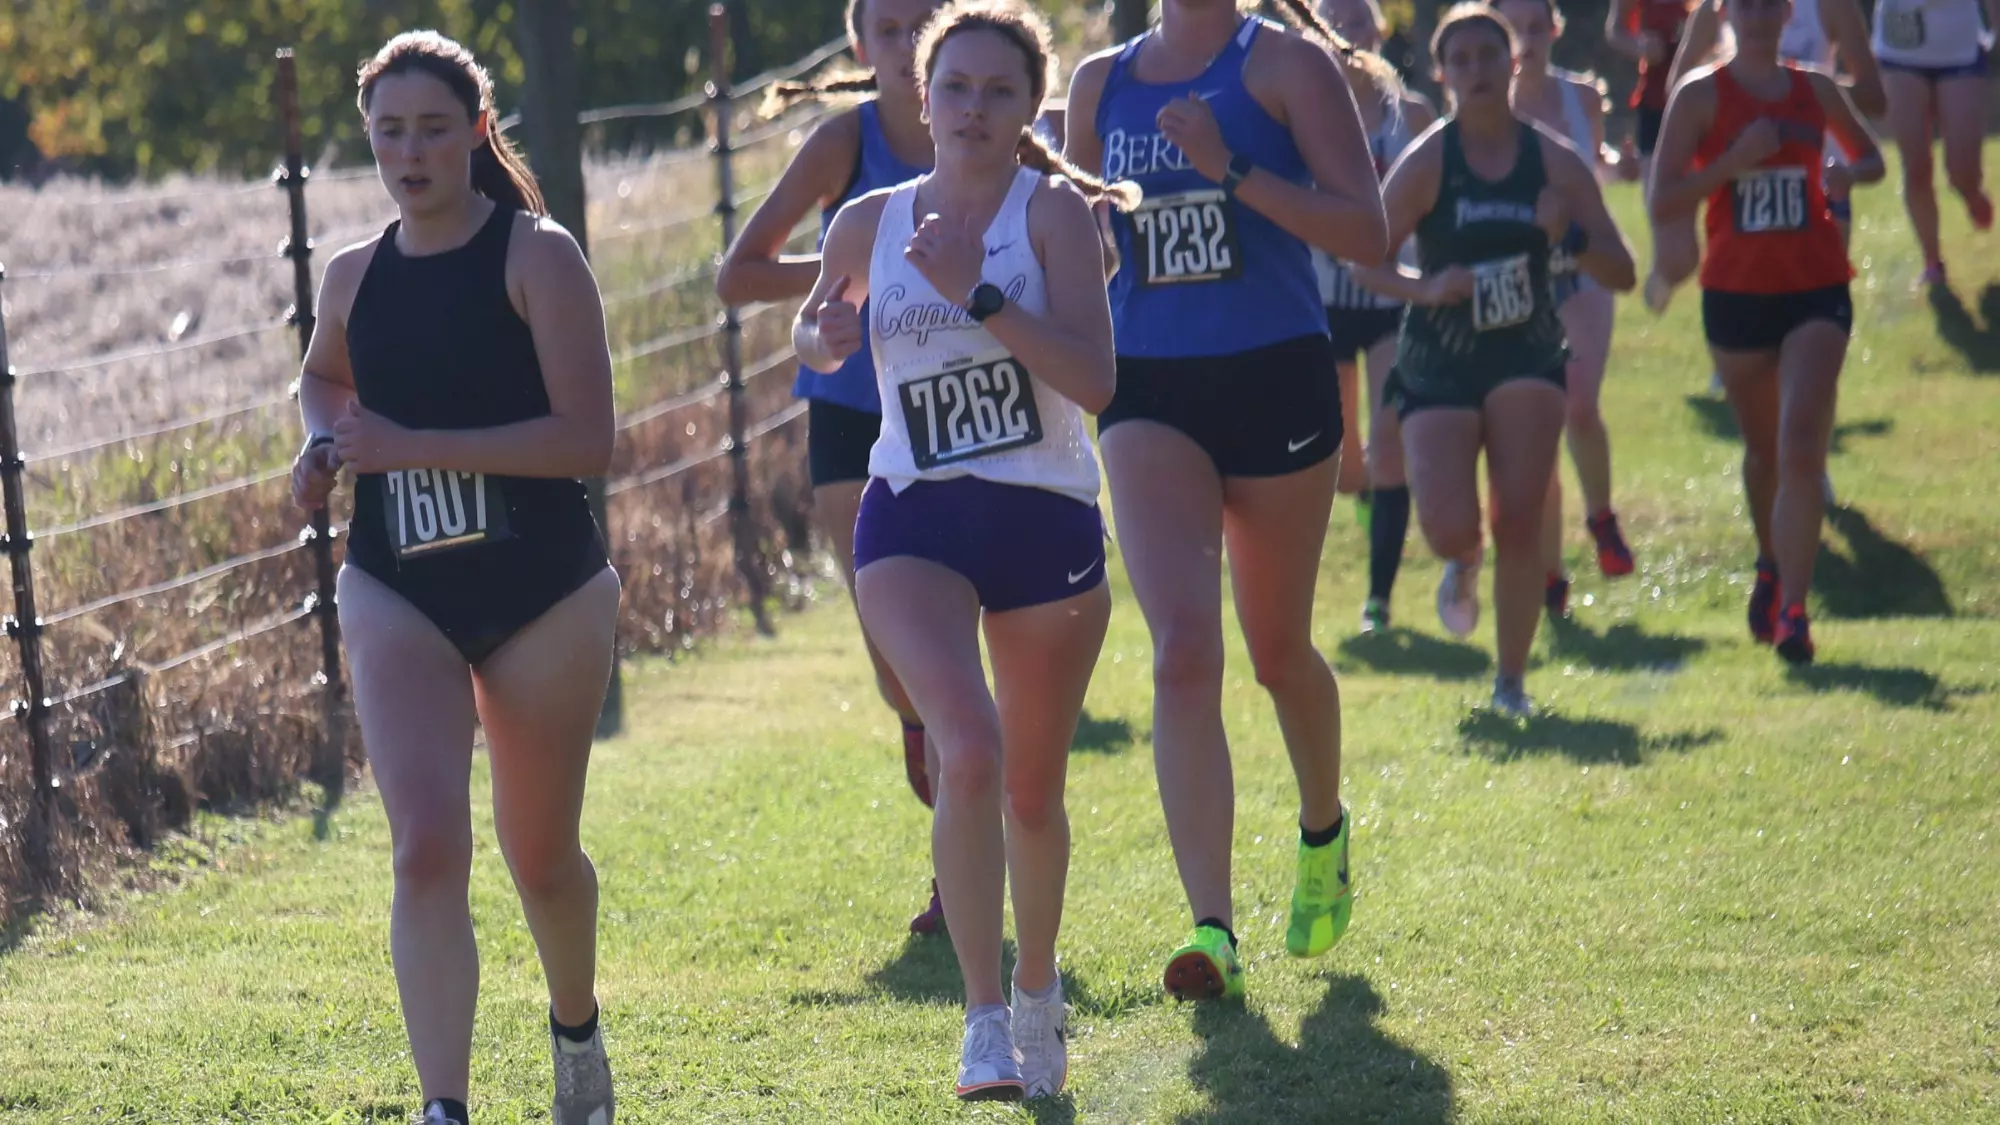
(792, 2, 1135, 1104)
(866, 166, 1100, 504)
(1872, 0, 1995, 283)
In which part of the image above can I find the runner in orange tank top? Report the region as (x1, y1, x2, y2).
(1647, 0, 1883, 666)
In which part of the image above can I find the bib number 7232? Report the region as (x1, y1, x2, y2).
(382, 469, 510, 560)
(897, 356, 1044, 471)
(1130, 189, 1244, 286)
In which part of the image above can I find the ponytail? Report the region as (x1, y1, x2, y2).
(474, 124, 547, 215)
(1015, 129, 1141, 211)
(1268, 0, 1408, 100)
(760, 70, 881, 118)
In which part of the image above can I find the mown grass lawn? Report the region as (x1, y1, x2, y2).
(2, 162, 1997, 1124)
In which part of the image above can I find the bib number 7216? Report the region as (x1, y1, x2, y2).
(897, 356, 1044, 470)
(1732, 168, 1808, 234)
(382, 469, 510, 560)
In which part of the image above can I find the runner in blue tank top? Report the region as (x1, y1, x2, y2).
(1064, 0, 1389, 1002)
(717, 0, 948, 936)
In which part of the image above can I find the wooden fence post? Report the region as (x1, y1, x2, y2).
(0, 265, 57, 885)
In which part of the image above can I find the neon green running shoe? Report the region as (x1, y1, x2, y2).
(1355, 491, 1374, 534)
(1286, 808, 1353, 958)
(1163, 924, 1244, 1001)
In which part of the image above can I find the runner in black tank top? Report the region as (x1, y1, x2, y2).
(289, 32, 620, 1125)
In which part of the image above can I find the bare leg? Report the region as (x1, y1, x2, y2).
(1481, 381, 1569, 681)
(1769, 322, 1849, 607)
(1883, 69, 1943, 270)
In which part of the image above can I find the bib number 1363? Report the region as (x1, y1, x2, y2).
(1471, 254, 1535, 332)
(382, 469, 510, 560)
(1130, 189, 1244, 286)
(1733, 168, 1808, 234)
(898, 356, 1044, 470)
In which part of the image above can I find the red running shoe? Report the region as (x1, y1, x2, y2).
(910, 879, 946, 935)
(1774, 604, 1815, 666)
(1587, 511, 1635, 577)
(902, 722, 933, 809)
(1748, 559, 1779, 645)
(1971, 191, 1994, 232)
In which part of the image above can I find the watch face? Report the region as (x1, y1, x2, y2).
(972, 283, 1004, 318)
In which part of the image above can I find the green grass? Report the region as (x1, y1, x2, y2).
(3, 164, 1999, 1124)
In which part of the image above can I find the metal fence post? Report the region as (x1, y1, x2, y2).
(275, 49, 348, 791)
(0, 265, 58, 884)
(709, 3, 773, 636)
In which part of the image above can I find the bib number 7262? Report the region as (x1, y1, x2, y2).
(382, 469, 510, 560)
(897, 356, 1044, 471)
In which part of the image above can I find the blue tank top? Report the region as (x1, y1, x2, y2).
(793, 100, 928, 412)
(1096, 16, 1327, 359)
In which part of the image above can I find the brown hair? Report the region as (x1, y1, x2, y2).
(357, 31, 546, 215)
(916, 0, 1140, 210)
(1431, 2, 1518, 62)
(1269, 0, 1408, 101)
(764, 0, 883, 116)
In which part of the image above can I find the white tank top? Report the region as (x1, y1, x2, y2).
(866, 167, 1101, 506)
(1873, 0, 1990, 67)
(1780, 0, 1835, 66)
(1314, 96, 1419, 310)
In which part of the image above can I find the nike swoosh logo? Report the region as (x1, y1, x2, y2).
(986, 241, 1015, 257)
(1067, 561, 1099, 584)
(1287, 432, 1321, 453)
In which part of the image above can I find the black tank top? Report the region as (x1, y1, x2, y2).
(344, 204, 605, 583)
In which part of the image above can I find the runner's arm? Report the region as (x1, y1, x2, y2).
(717, 109, 862, 305)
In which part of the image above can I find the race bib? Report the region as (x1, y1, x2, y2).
(1129, 189, 1243, 286)
(1881, 6, 1926, 50)
(1733, 168, 1809, 234)
(1471, 254, 1535, 332)
(381, 469, 511, 560)
(897, 353, 1044, 471)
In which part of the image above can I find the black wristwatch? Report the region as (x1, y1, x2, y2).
(965, 281, 1006, 323)
(1220, 153, 1254, 198)
(301, 432, 335, 458)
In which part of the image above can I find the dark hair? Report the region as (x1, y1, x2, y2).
(765, 0, 891, 116)
(1431, 2, 1518, 62)
(916, 0, 1141, 210)
(357, 31, 546, 215)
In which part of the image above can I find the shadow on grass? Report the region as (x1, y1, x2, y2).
(1073, 710, 1135, 755)
(1929, 283, 2000, 373)
(1682, 396, 1894, 455)
(1790, 662, 1957, 711)
(1814, 506, 1953, 619)
(1546, 616, 1708, 672)
(1171, 976, 1451, 1124)
(0, 899, 40, 957)
(1338, 629, 1491, 681)
(1458, 710, 1724, 766)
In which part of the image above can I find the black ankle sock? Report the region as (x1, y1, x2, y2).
(1195, 917, 1238, 949)
(1369, 486, 1412, 602)
(902, 719, 924, 735)
(1300, 811, 1344, 848)
(551, 1005, 599, 1044)
(429, 1099, 469, 1124)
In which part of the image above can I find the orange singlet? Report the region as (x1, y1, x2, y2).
(1695, 64, 1854, 295)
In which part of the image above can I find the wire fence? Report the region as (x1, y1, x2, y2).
(0, 12, 846, 916)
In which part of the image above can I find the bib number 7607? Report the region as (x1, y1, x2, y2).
(382, 469, 510, 560)
(897, 357, 1044, 471)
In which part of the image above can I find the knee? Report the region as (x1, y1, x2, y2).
(1945, 154, 1982, 193)
(392, 822, 473, 894)
(1004, 774, 1066, 833)
(1248, 633, 1324, 696)
(1489, 499, 1544, 553)
(1366, 434, 1405, 484)
(1152, 623, 1224, 696)
(1778, 426, 1828, 479)
(1416, 502, 1480, 559)
(503, 836, 591, 903)
(938, 730, 1003, 804)
(1902, 155, 1935, 191)
(1565, 393, 1602, 434)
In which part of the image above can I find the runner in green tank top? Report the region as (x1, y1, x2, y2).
(1354, 2, 1635, 716)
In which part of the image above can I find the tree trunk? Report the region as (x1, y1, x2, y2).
(1112, 0, 1151, 42)
(514, 0, 589, 248)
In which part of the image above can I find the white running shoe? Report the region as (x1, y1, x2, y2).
(1709, 369, 1726, 395)
(551, 1021, 615, 1125)
(421, 1103, 466, 1125)
(1012, 978, 1069, 1099)
(1821, 470, 1837, 508)
(1437, 556, 1482, 638)
(1492, 676, 1535, 719)
(956, 1006, 1026, 1102)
